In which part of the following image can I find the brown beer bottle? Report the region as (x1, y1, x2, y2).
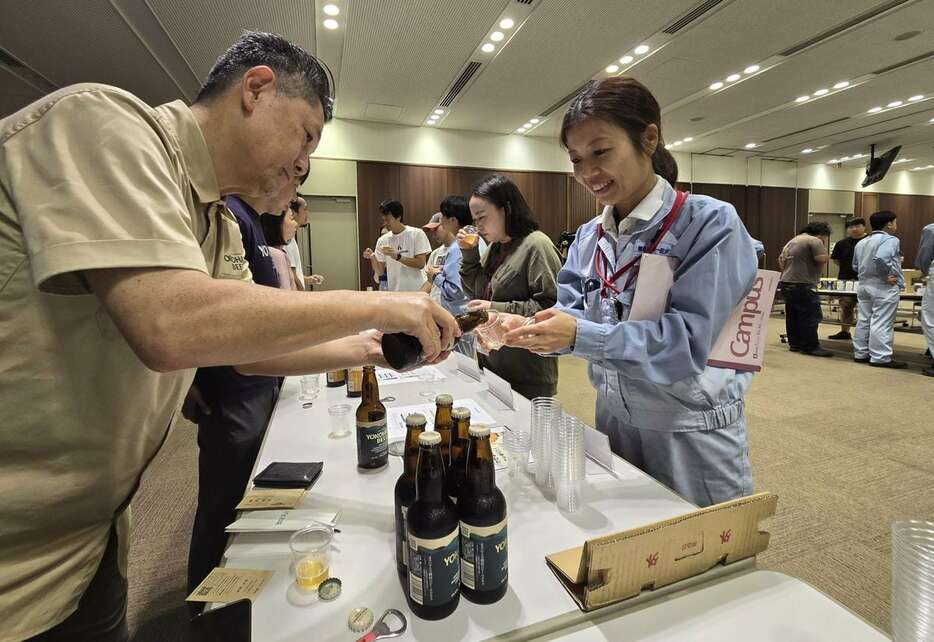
(381, 310, 490, 370)
(406, 431, 460, 620)
(326, 369, 347, 387)
(355, 366, 387, 470)
(446, 407, 471, 503)
(346, 366, 364, 398)
(394, 413, 426, 582)
(458, 425, 508, 603)
(434, 394, 454, 467)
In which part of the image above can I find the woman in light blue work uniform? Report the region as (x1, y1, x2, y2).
(503, 78, 758, 507)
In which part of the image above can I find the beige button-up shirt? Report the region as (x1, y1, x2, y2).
(0, 83, 250, 640)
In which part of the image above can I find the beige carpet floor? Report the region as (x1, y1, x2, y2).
(127, 316, 932, 639)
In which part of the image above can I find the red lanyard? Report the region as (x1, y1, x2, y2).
(594, 190, 688, 297)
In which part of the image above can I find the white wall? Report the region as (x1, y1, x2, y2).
(809, 189, 855, 214)
(301, 158, 357, 197)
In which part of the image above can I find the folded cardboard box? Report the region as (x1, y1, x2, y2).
(546, 492, 777, 612)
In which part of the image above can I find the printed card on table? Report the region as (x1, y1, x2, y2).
(186, 567, 274, 603)
(235, 488, 306, 511)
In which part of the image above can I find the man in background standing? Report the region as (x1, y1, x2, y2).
(366, 199, 431, 291)
(779, 222, 833, 357)
(916, 222, 934, 377)
(853, 210, 906, 369)
(828, 217, 867, 340)
(284, 196, 323, 289)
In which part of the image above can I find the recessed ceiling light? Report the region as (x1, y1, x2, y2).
(323, 18, 339, 30)
(433, 109, 444, 115)
(833, 81, 849, 89)
(929, 117, 934, 122)
(606, 64, 619, 73)
(913, 166, 924, 170)
(795, 95, 810, 103)
(868, 107, 883, 113)
(620, 55, 634, 64)
(726, 74, 741, 82)
(909, 95, 924, 101)
(517, 127, 527, 133)
(665, 144, 673, 149)
(710, 81, 724, 90)
(814, 88, 829, 96)
(530, 118, 540, 124)
(683, 137, 693, 142)
(523, 122, 533, 128)
(499, 18, 514, 29)
(634, 44, 650, 55)
(841, 156, 850, 160)
(323, 4, 340, 16)
(671, 141, 682, 146)
(828, 159, 838, 164)
(802, 148, 814, 153)
(426, 121, 436, 125)
(887, 100, 903, 107)
(481, 43, 495, 53)
(744, 65, 760, 74)
(490, 31, 504, 42)
(745, 143, 758, 149)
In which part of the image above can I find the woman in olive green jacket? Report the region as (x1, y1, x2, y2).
(459, 174, 562, 399)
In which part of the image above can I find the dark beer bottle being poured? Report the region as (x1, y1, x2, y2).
(381, 310, 490, 370)
(406, 431, 460, 620)
(394, 413, 426, 583)
(446, 407, 471, 504)
(433, 394, 454, 468)
(458, 425, 508, 603)
(355, 365, 388, 470)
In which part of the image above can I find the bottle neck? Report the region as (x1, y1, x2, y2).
(361, 366, 379, 402)
(403, 425, 424, 476)
(466, 436, 496, 493)
(416, 445, 446, 503)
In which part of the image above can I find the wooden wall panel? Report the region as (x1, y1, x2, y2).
(854, 192, 934, 268)
(356, 162, 400, 289)
(756, 186, 800, 272)
(568, 177, 599, 232)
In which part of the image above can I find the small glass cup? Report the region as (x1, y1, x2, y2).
(290, 526, 332, 593)
(299, 374, 320, 402)
(327, 404, 353, 439)
(460, 225, 479, 248)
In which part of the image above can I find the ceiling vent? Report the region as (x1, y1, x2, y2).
(537, 82, 590, 119)
(778, 0, 908, 57)
(0, 47, 56, 93)
(514, 0, 535, 4)
(872, 49, 934, 75)
(663, 0, 725, 34)
(439, 61, 482, 108)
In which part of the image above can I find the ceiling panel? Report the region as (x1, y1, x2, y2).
(0, 66, 45, 118)
(146, 0, 317, 81)
(446, 0, 699, 134)
(0, 0, 182, 107)
(336, 0, 505, 124)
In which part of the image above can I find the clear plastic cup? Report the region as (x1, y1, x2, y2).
(531, 397, 561, 490)
(461, 225, 479, 248)
(290, 526, 332, 593)
(554, 413, 585, 512)
(327, 403, 353, 439)
(504, 428, 531, 481)
(892, 520, 934, 641)
(299, 374, 320, 402)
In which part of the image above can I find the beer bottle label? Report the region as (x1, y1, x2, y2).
(407, 528, 460, 606)
(326, 370, 344, 384)
(459, 518, 508, 592)
(356, 420, 388, 463)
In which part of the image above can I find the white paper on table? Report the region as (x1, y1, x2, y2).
(490, 426, 507, 471)
(453, 351, 484, 382)
(583, 426, 615, 474)
(386, 398, 498, 442)
(374, 365, 445, 387)
(484, 369, 515, 410)
(225, 509, 339, 533)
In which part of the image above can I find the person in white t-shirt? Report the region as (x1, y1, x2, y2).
(283, 196, 324, 290)
(366, 199, 431, 291)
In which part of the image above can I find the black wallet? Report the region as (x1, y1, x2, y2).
(252, 462, 323, 489)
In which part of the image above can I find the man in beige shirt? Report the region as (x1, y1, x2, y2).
(778, 222, 833, 357)
(0, 32, 456, 641)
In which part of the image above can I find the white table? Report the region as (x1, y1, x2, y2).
(543, 569, 889, 641)
(223, 360, 699, 641)
(222, 360, 886, 641)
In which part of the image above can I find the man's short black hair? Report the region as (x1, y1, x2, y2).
(870, 210, 897, 231)
(439, 195, 471, 227)
(845, 217, 865, 228)
(195, 31, 333, 121)
(800, 221, 831, 237)
(379, 199, 404, 221)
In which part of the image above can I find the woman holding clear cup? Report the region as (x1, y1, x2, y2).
(458, 174, 562, 399)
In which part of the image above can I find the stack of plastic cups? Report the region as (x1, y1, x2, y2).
(892, 520, 934, 641)
(554, 412, 585, 512)
(531, 397, 561, 490)
(503, 428, 531, 483)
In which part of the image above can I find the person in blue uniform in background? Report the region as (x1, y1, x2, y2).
(501, 77, 758, 507)
(852, 210, 906, 369)
(916, 222, 934, 377)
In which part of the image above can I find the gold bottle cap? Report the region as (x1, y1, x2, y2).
(468, 424, 491, 438)
(452, 407, 471, 420)
(405, 413, 428, 427)
(435, 393, 454, 406)
(348, 607, 374, 632)
(418, 431, 442, 446)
